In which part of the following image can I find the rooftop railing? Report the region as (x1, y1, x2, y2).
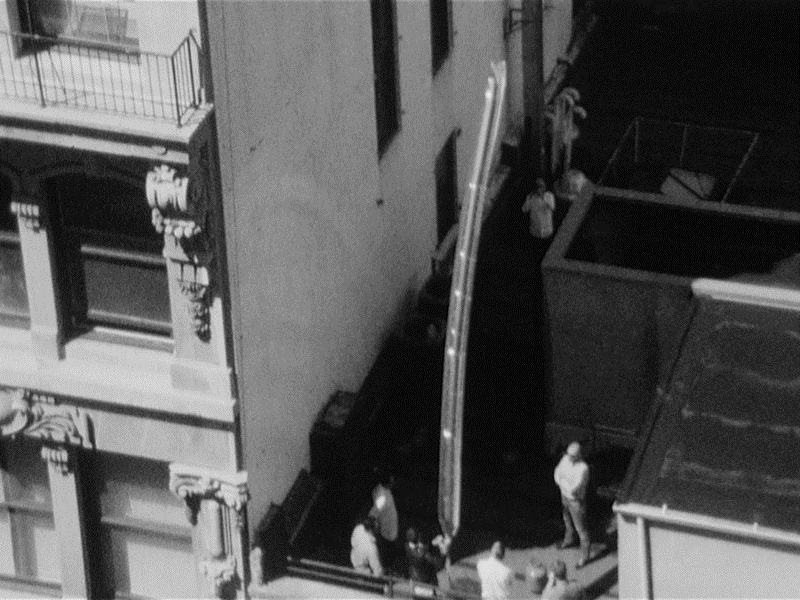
(0, 29, 205, 127)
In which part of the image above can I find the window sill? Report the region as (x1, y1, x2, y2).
(70, 325, 174, 354)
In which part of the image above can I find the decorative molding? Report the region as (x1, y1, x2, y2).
(169, 464, 249, 527)
(180, 279, 211, 341)
(40, 445, 71, 474)
(146, 158, 211, 245)
(148, 148, 216, 342)
(146, 165, 196, 238)
(199, 555, 238, 594)
(0, 388, 93, 448)
(9, 198, 41, 230)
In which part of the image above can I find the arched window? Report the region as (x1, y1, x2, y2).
(46, 173, 171, 337)
(0, 172, 29, 326)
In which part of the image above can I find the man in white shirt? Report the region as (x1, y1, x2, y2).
(476, 540, 513, 600)
(350, 516, 383, 576)
(369, 471, 398, 569)
(554, 441, 592, 568)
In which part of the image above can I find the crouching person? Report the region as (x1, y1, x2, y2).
(351, 516, 383, 576)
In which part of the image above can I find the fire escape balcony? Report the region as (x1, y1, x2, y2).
(0, 29, 207, 129)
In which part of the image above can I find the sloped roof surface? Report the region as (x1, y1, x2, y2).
(621, 297, 800, 533)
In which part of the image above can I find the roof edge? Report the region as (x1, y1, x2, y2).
(692, 278, 800, 312)
(614, 501, 800, 548)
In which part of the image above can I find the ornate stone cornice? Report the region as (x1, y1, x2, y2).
(169, 464, 249, 526)
(0, 388, 93, 449)
(9, 197, 41, 230)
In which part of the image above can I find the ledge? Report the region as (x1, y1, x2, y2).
(0, 325, 236, 423)
(614, 501, 800, 548)
(692, 278, 800, 312)
(0, 98, 214, 163)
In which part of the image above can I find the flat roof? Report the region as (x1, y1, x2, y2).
(619, 295, 800, 535)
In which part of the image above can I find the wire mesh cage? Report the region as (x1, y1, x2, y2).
(599, 117, 759, 203)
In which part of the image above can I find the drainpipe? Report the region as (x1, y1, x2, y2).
(636, 516, 653, 600)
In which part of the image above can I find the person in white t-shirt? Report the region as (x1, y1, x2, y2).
(369, 470, 398, 569)
(476, 540, 513, 600)
(554, 442, 592, 568)
(350, 516, 383, 576)
(522, 178, 556, 239)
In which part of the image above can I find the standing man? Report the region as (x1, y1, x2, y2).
(554, 442, 592, 568)
(370, 470, 399, 568)
(476, 540, 514, 600)
(521, 178, 556, 239)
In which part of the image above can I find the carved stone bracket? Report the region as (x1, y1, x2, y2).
(146, 166, 195, 237)
(9, 197, 42, 230)
(148, 155, 216, 342)
(146, 163, 211, 245)
(0, 387, 93, 449)
(199, 555, 238, 595)
(180, 277, 211, 341)
(169, 464, 249, 527)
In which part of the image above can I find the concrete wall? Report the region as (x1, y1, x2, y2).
(206, 0, 507, 531)
(618, 515, 800, 599)
(0, 0, 199, 54)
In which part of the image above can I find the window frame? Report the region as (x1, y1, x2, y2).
(370, 0, 401, 157)
(429, 0, 452, 76)
(14, 0, 141, 54)
(84, 451, 197, 600)
(44, 172, 173, 340)
(0, 169, 30, 328)
(0, 439, 62, 597)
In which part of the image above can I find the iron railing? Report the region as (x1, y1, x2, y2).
(0, 29, 204, 126)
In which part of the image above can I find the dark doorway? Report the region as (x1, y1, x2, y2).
(435, 132, 457, 244)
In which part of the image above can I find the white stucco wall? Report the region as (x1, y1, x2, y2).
(618, 515, 800, 599)
(207, 0, 508, 531)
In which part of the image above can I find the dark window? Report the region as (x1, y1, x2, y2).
(435, 131, 457, 243)
(16, 0, 139, 49)
(370, 0, 400, 156)
(430, 0, 452, 75)
(46, 174, 171, 337)
(0, 437, 61, 595)
(0, 173, 29, 327)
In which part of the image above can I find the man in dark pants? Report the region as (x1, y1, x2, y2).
(554, 442, 592, 568)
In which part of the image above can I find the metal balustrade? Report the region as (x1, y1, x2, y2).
(0, 30, 204, 126)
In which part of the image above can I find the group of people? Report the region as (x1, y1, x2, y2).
(350, 470, 452, 584)
(477, 541, 586, 600)
(476, 441, 592, 599)
(351, 441, 593, 599)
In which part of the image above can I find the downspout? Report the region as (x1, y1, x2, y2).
(636, 516, 653, 600)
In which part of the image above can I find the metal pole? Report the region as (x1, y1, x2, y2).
(171, 52, 181, 126)
(32, 39, 46, 107)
